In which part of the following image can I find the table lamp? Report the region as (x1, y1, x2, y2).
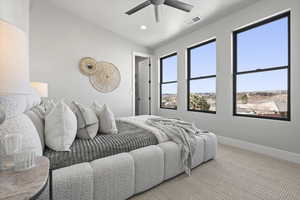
(31, 82, 48, 98)
(0, 19, 30, 124)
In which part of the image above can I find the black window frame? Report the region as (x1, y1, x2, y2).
(233, 11, 291, 121)
(160, 52, 178, 110)
(187, 38, 217, 114)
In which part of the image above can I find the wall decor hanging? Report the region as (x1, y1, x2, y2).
(89, 61, 121, 93)
(79, 57, 97, 76)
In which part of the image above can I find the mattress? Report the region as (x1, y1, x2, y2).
(44, 120, 158, 170)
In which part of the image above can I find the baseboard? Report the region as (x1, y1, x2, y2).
(217, 136, 300, 165)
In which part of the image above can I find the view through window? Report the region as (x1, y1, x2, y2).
(187, 39, 216, 113)
(233, 12, 290, 120)
(160, 53, 177, 109)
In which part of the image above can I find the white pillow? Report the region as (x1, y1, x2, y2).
(71, 101, 99, 139)
(45, 101, 77, 151)
(91, 102, 118, 134)
(90, 102, 102, 130)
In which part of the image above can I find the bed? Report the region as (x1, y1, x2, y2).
(0, 91, 218, 200)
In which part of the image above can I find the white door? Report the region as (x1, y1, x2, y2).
(136, 58, 150, 115)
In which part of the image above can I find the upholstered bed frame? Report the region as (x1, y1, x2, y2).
(0, 94, 217, 200)
(36, 133, 217, 200)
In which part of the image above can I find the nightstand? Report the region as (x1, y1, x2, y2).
(0, 156, 50, 200)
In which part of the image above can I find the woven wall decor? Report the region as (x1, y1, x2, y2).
(79, 57, 97, 76)
(89, 61, 121, 93)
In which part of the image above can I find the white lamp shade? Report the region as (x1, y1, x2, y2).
(30, 82, 48, 97)
(0, 20, 30, 95)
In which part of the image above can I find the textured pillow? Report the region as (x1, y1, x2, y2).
(71, 101, 99, 139)
(25, 110, 45, 150)
(0, 114, 43, 156)
(45, 101, 77, 151)
(91, 102, 102, 129)
(92, 102, 118, 134)
(31, 99, 56, 119)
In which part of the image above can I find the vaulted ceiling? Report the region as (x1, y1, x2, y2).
(48, 0, 260, 49)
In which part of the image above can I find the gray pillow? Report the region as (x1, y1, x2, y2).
(24, 99, 57, 151)
(25, 110, 45, 150)
(71, 101, 99, 139)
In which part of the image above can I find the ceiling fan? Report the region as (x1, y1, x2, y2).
(125, 0, 194, 23)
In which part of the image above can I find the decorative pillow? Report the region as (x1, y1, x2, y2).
(0, 114, 43, 156)
(90, 102, 102, 129)
(91, 102, 118, 134)
(25, 110, 45, 150)
(30, 99, 56, 119)
(71, 101, 99, 139)
(45, 101, 77, 151)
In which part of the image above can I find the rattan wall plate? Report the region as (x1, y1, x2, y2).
(79, 57, 97, 76)
(89, 61, 121, 93)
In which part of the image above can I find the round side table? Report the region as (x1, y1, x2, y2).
(0, 156, 50, 200)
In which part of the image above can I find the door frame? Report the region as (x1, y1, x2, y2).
(132, 52, 153, 116)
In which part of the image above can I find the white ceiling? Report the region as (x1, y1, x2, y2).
(48, 0, 260, 49)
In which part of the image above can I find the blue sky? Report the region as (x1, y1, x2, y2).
(162, 16, 288, 95)
(190, 42, 216, 78)
(162, 55, 177, 82)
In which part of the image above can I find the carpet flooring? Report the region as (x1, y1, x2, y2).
(130, 144, 300, 200)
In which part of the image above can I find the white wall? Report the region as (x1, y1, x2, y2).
(153, 0, 300, 154)
(30, 0, 150, 117)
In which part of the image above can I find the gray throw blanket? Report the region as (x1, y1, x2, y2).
(146, 118, 202, 175)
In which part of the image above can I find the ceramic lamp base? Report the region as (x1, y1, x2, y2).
(0, 108, 5, 125)
(0, 155, 14, 170)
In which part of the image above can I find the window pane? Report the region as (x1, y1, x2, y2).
(162, 54, 177, 82)
(190, 41, 216, 78)
(237, 17, 288, 72)
(236, 69, 288, 118)
(189, 78, 216, 112)
(161, 83, 177, 109)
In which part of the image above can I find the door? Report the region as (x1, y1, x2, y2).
(135, 57, 151, 115)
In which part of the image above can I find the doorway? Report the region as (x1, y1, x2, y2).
(134, 54, 151, 116)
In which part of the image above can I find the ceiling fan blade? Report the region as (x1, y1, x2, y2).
(154, 5, 160, 22)
(125, 1, 152, 15)
(164, 0, 193, 12)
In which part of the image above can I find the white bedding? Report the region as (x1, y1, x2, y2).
(118, 115, 209, 175)
(118, 115, 169, 143)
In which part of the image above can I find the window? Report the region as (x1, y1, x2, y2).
(160, 53, 177, 109)
(187, 39, 216, 113)
(233, 12, 290, 120)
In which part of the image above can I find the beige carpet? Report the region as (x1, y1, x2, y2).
(130, 144, 300, 200)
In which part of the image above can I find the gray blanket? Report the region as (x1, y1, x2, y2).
(44, 120, 158, 170)
(146, 118, 202, 175)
